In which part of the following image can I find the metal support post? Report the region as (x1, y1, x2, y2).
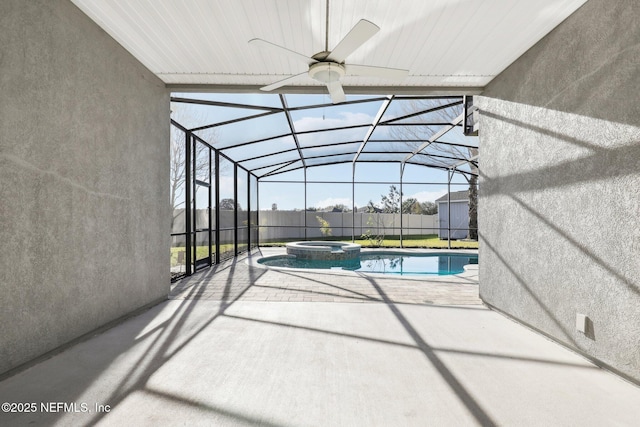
(246, 170, 251, 250)
(214, 151, 220, 264)
(304, 167, 307, 240)
(447, 169, 452, 250)
(208, 149, 213, 267)
(352, 163, 356, 242)
(185, 131, 192, 276)
(234, 163, 238, 256)
(400, 164, 404, 248)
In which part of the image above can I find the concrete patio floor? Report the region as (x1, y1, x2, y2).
(1, 249, 639, 426)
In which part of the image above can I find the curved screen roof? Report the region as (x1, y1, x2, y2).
(171, 93, 478, 179)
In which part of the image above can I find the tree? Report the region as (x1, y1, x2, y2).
(170, 115, 217, 211)
(361, 203, 384, 247)
(365, 200, 380, 213)
(316, 216, 332, 237)
(401, 197, 420, 214)
(420, 201, 438, 215)
(361, 186, 402, 246)
(220, 198, 240, 210)
(400, 198, 438, 214)
(169, 128, 209, 211)
(389, 99, 478, 239)
(381, 185, 401, 213)
(324, 203, 350, 212)
(169, 107, 221, 230)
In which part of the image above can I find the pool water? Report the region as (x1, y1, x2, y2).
(258, 252, 478, 275)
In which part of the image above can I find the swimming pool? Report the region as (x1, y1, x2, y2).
(257, 251, 478, 275)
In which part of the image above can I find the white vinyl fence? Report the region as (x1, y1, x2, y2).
(172, 209, 442, 244)
(258, 211, 439, 242)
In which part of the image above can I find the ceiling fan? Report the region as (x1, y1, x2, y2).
(249, 19, 409, 104)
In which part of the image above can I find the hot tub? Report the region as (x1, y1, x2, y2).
(285, 241, 361, 261)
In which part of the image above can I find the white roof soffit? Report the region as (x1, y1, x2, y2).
(71, 0, 588, 94)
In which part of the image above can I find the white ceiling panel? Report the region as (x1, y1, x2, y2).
(71, 0, 588, 93)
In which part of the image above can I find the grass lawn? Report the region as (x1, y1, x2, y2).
(170, 244, 237, 267)
(260, 234, 479, 249)
(170, 234, 477, 266)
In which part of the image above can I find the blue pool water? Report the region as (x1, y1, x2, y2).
(258, 252, 478, 275)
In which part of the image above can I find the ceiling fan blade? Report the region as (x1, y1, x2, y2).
(326, 80, 346, 104)
(249, 38, 316, 65)
(326, 19, 380, 63)
(259, 72, 309, 91)
(345, 64, 409, 80)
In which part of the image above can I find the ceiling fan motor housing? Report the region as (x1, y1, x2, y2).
(309, 62, 346, 83)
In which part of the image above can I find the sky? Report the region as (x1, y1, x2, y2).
(171, 92, 476, 211)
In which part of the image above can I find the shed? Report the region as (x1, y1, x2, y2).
(436, 191, 469, 239)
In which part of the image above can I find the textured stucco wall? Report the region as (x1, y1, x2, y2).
(0, 0, 170, 375)
(478, 0, 640, 382)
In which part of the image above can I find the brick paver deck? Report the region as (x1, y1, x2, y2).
(170, 248, 480, 305)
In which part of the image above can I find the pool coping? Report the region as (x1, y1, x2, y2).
(285, 241, 362, 252)
(247, 247, 479, 281)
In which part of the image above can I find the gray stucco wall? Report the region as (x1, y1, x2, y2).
(478, 0, 640, 382)
(0, 0, 170, 375)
